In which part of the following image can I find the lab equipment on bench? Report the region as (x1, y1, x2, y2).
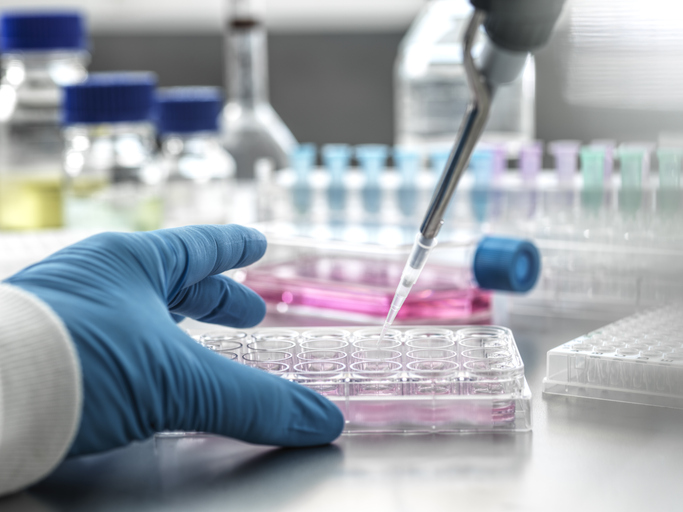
(194, 324, 532, 432)
(62, 72, 165, 231)
(0, 10, 89, 230)
(236, 224, 540, 324)
(221, 0, 296, 180)
(543, 304, 683, 409)
(156, 87, 235, 227)
(394, 0, 535, 155)
(381, 0, 566, 338)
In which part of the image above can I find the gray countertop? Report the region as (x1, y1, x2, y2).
(4, 310, 683, 512)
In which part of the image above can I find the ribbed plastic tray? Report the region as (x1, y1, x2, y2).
(543, 304, 683, 409)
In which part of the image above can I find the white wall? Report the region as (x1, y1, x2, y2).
(0, 0, 425, 32)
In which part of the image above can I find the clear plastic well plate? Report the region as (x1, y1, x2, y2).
(543, 304, 683, 409)
(193, 325, 532, 433)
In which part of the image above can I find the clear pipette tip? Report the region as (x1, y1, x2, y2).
(377, 233, 437, 343)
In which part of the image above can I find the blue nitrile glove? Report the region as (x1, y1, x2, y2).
(4, 225, 344, 456)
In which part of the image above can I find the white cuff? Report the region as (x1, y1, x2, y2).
(0, 284, 82, 496)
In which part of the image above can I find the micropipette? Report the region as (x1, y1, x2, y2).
(379, 1, 565, 339)
(379, 11, 493, 340)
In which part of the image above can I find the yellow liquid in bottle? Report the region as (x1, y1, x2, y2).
(65, 175, 163, 232)
(0, 173, 63, 230)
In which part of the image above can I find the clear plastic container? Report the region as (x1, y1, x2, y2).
(156, 87, 236, 227)
(62, 72, 165, 231)
(235, 223, 540, 324)
(543, 304, 683, 409)
(0, 11, 88, 230)
(394, 0, 535, 154)
(193, 324, 532, 433)
(221, 0, 296, 180)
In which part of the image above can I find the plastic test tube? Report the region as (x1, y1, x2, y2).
(322, 144, 352, 213)
(656, 147, 682, 214)
(290, 143, 316, 215)
(657, 148, 682, 189)
(621, 142, 654, 183)
(469, 147, 496, 223)
(579, 145, 606, 213)
(616, 146, 645, 215)
(291, 143, 316, 182)
(617, 146, 645, 189)
(355, 144, 388, 215)
(580, 146, 605, 189)
(517, 141, 543, 219)
(590, 139, 616, 185)
(489, 143, 507, 183)
(519, 140, 543, 186)
(549, 140, 580, 186)
(393, 146, 422, 218)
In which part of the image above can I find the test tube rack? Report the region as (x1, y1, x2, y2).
(194, 325, 532, 433)
(543, 304, 683, 409)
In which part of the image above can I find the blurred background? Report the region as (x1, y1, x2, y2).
(2, 0, 682, 146)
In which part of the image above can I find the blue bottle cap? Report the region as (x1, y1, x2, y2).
(473, 236, 541, 292)
(0, 11, 86, 52)
(63, 72, 157, 125)
(155, 87, 223, 134)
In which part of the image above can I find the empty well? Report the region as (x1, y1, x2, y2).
(543, 304, 683, 409)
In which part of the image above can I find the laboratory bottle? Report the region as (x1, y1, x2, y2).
(394, 0, 535, 155)
(62, 72, 165, 231)
(0, 11, 89, 230)
(222, 0, 296, 180)
(156, 87, 236, 228)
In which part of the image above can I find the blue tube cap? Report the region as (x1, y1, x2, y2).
(0, 11, 86, 52)
(156, 87, 223, 134)
(63, 72, 157, 125)
(473, 236, 540, 292)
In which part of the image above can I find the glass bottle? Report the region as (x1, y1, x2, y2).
(62, 72, 165, 231)
(394, 0, 534, 155)
(0, 11, 88, 230)
(156, 87, 236, 227)
(222, 0, 296, 180)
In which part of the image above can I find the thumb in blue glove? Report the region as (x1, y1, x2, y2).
(5, 225, 344, 456)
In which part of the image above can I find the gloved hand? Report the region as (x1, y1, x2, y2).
(4, 225, 344, 456)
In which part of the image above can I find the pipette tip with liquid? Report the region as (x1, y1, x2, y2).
(378, 233, 437, 342)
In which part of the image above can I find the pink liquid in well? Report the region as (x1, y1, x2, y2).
(342, 399, 516, 430)
(243, 257, 491, 322)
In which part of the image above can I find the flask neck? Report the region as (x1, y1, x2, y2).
(225, 18, 269, 109)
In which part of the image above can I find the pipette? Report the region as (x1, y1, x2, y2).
(379, 1, 564, 339)
(379, 11, 493, 341)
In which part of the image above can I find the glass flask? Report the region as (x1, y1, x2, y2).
(221, 0, 296, 180)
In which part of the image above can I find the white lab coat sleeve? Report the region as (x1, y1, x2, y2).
(0, 284, 82, 496)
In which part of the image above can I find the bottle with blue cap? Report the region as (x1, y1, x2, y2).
(156, 87, 236, 227)
(62, 72, 165, 231)
(0, 10, 89, 230)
